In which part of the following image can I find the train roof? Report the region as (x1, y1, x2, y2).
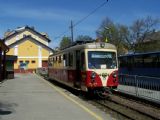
(50, 42, 117, 57)
(119, 51, 160, 58)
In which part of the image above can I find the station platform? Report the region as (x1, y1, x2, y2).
(0, 73, 116, 120)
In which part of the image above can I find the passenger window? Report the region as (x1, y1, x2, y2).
(63, 54, 67, 67)
(58, 55, 62, 63)
(69, 52, 73, 67)
(119, 57, 127, 67)
(157, 54, 160, 67)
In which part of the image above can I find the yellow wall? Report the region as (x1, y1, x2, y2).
(7, 48, 14, 55)
(18, 40, 38, 56)
(7, 39, 51, 69)
(14, 58, 38, 69)
(5, 28, 52, 70)
(42, 47, 50, 57)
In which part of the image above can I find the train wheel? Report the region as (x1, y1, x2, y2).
(85, 88, 94, 99)
(95, 88, 111, 99)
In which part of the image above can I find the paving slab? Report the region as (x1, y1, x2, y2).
(0, 73, 117, 120)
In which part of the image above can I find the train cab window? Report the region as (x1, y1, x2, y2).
(88, 51, 117, 69)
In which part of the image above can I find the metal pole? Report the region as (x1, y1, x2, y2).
(135, 75, 138, 96)
(3, 51, 6, 79)
(70, 20, 74, 44)
(0, 48, 2, 81)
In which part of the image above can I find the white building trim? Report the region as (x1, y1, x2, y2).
(14, 45, 18, 55)
(5, 41, 8, 45)
(18, 56, 48, 58)
(16, 35, 19, 41)
(49, 51, 53, 55)
(38, 46, 42, 67)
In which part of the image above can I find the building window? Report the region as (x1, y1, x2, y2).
(23, 34, 27, 38)
(19, 61, 23, 63)
(14, 60, 17, 64)
(25, 60, 29, 64)
(32, 60, 35, 63)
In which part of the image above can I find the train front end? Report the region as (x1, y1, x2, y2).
(81, 43, 118, 96)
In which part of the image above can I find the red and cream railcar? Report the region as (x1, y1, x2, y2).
(48, 42, 118, 94)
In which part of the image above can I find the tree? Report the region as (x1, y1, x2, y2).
(59, 36, 72, 49)
(75, 35, 94, 42)
(96, 17, 130, 55)
(96, 17, 114, 42)
(96, 16, 160, 54)
(129, 16, 160, 52)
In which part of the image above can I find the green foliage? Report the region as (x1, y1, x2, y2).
(96, 17, 130, 55)
(75, 35, 94, 42)
(130, 16, 160, 52)
(96, 16, 160, 55)
(59, 36, 72, 49)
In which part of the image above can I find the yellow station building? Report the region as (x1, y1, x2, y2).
(4, 26, 53, 72)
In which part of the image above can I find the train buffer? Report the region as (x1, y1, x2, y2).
(0, 73, 113, 120)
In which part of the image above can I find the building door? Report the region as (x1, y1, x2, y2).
(42, 60, 48, 67)
(74, 50, 81, 88)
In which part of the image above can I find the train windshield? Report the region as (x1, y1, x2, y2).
(88, 51, 117, 69)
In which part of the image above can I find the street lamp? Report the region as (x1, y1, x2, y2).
(104, 27, 111, 43)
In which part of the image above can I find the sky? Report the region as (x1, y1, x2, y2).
(0, 0, 160, 48)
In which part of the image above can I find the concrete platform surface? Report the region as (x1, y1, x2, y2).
(0, 73, 116, 120)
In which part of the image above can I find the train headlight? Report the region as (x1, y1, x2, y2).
(91, 72, 96, 79)
(112, 71, 117, 78)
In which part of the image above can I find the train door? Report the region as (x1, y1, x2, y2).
(80, 51, 88, 91)
(74, 50, 81, 88)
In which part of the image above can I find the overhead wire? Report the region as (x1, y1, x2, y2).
(73, 0, 108, 27)
(54, 0, 109, 40)
(54, 30, 69, 40)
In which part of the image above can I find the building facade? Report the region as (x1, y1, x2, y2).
(4, 26, 53, 73)
(0, 40, 9, 80)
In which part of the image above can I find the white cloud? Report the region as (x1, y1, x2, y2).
(0, 3, 103, 48)
(1, 6, 87, 22)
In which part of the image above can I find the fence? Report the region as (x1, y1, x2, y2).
(36, 67, 48, 77)
(118, 74, 160, 103)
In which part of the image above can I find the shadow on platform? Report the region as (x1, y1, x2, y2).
(0, 102, 17, 115)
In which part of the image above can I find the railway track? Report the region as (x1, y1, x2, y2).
(39, 74, 160, 120)
(93, 100, 147, 120)
(90, 93, 160, 120)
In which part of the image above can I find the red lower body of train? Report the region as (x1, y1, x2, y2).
(48, 68, 118, 96)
